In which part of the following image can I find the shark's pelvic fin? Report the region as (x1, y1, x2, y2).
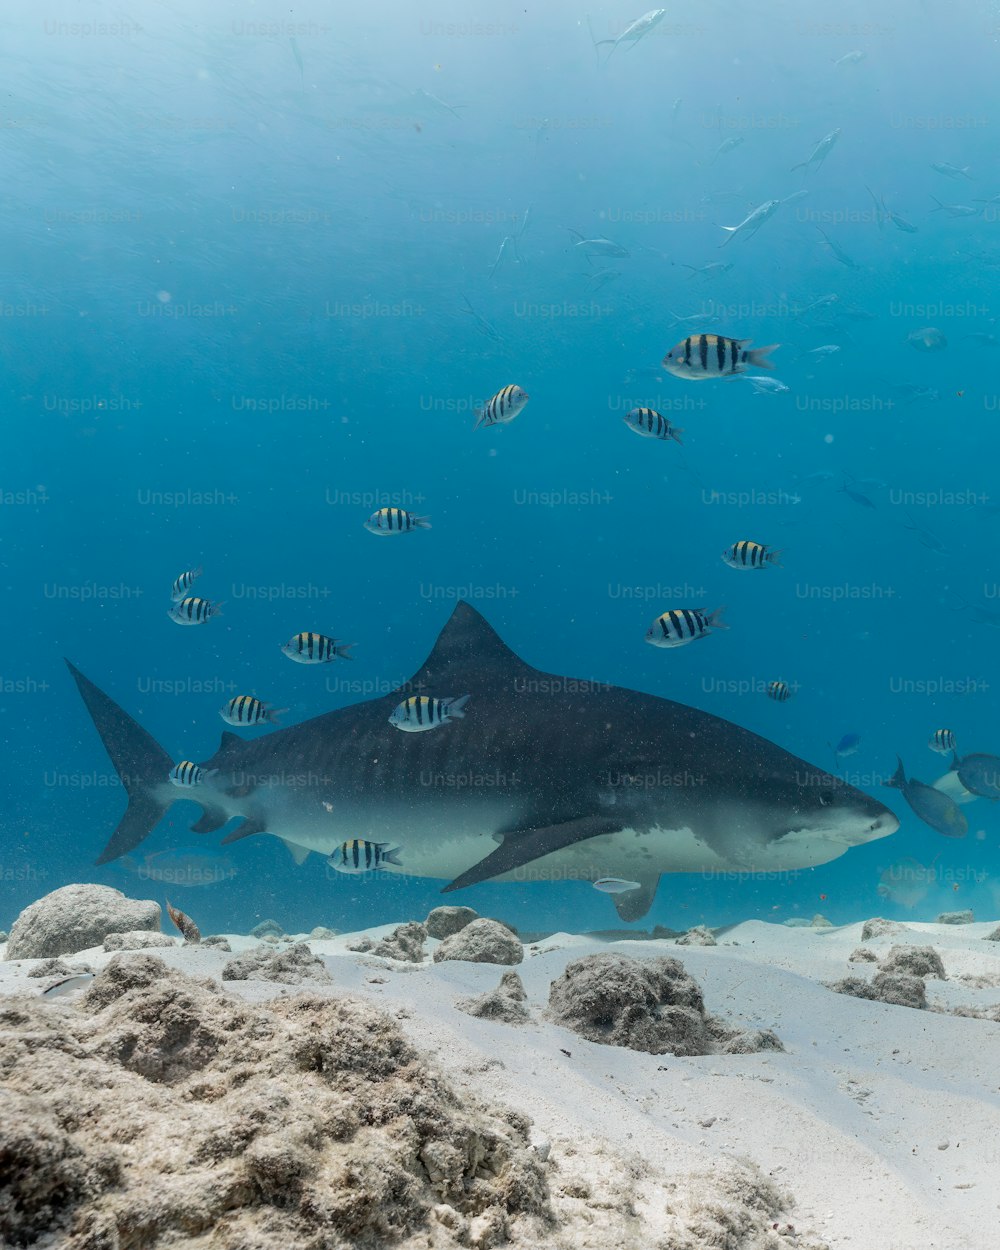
(612, 874, 661, 922)
(442, 815, 626, 893)
(190, 807, 230, 835)
(220, 817, 268, 845)
(65, 660, 175, 865)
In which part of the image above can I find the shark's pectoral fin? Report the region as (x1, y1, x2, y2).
(220, 817, 267, 845)
(280, 838, 311, 865)
(190, 806, 229, 835)
(612, 874, 661, 923)
(442, 815, 627, 893)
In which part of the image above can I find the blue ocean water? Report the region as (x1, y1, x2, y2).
(3, 0, 999, 940)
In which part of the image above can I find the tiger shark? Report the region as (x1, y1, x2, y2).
(66, 602, 898, 921)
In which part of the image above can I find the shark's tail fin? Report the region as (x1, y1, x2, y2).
(65, 660, 175, 865)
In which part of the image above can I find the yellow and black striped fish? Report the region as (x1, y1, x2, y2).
(389, 693, 470, 732)
(329, 839, 403, 875)
(169, 760, 214, 786)
(623, 407, 684, 443)
(167, 596, 223, 625)
(220, 695, 287, 727)
(722, 541, 783, 570)
(767, 681, 793, 702)
(929, 728, 956, 755)
(662, 334, 779, 380)
(280, 632, 356, 664)
(364, 507, 431, 535)
(474, 383, 530, 430)
(645, 606, 727, 648)
(171, 566, 202, 602)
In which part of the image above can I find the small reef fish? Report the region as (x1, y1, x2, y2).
(718, 199, 781, 247)
(721, 540, 782, 570)
(833, 50, 866, 66)
(122, 847, 238, 888)
(41, 972, 95, 998)
(390, 694, 470, 732)
(592, 878, 641, 894)
(932, 770, 977, 805)
(169, 761, 215, 787)
(645, 607, 727, 648)
(907, 326, 947, 351)
(623, 407, 683, 442)
(220, 696, 287, 727)
(474, 384, 530, 430)
(930, 196, 979, 217)
(929, 729, 957, 755)
(743, 375, 789, 395)
(168, 596, 223, 625)
(816, 227, 859, 269)
(680, 261, 734, 278)
(831, 732, 862, 759)
(697, 137, 744, 168)
(329, 840, 403, 874)
(171, 567, 202, 602)
(767, 681, 793, 703)
(790, 128, 841, 173)
(165, 898, 201, 944)
(364, 507, 432, 534)
(662, 334, 778, 380)
(867, 187, 918, 233)
(281, 633, 355, 664)
(884, 758, 968, 838)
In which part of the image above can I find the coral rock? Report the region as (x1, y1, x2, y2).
(6, 885, 160, 960)
(881, 945, 946, 980)
(936, 910, 974, 925)
(425, 905, 479, 940)
(371, 922, 427, 963)
(103, 930, 177, 952)
(433, 919, 524, 966)
(675, 925, 717, 946)
(860, 917, 904, 941)
(223, 942, 332, 985)
(249, 919, 284, 939)
(456, 972, 531, 1025)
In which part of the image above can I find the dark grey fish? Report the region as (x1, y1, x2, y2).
(884, 759, 968, 838)
(952, 752, 1000, 800)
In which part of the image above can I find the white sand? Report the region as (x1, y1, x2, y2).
(4, 918, 1000, 1250)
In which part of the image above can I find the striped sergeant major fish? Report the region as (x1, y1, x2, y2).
(220, 696, 287, 727)
(281, 632, 355, 664)
(721, 541, 783, 570)
(645, 606, 727, 648)
(169, 760, 216, 787)
(171, 566, 202, 602)
(767, 681, 793, 703)
(389, 693, 470, 733)
(329, 839, 403, 875)
(623, 407, 683, 443)
(364, 507, 432, 535)
(662, 334, 779, 380)
(929, 728, 956, 755)
(167, 596, 223, 625)
(718, 199, 781, 247)
(474, 384, 529, 430)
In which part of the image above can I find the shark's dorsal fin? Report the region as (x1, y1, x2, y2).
(401, 602, 536, 693)
(219, 731, 242, 750)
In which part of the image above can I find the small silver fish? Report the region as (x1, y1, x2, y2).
(593, 877, 641, 894)
(593, 8, 667, 61)
(718, 199, 781, 247)
(932, 162, 973, 181)
(743, 376, 789, 395)
(567, 229, 630, 258)
(41, 972, 95, 998)
(790, 128, 841, 173)
(907, 326, 947, 351)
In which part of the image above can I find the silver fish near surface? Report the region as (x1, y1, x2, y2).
(743, 375, 790, 395)
(66, 602, 899, 924)
(474, 384, 530, 430)
(662, 334, 779, 380)
(790, 128, 841, 173)
(593, 7, 667, 61)
(884, 758, 968, 838)
(389, 694, 470, 732)
(567, 229, 630, 258)
(623, 407, 683, 442)
(718, 198, 781, 247)
(171, 567, 202, 602)
(932, 162, 973, 181)
(168, 596, 223, 625)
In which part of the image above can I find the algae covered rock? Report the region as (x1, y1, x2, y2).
(433, 918, 524, 966)
(829, 970, 928, 1010)
(675, 925, 717, 947)
(860, 917, 905, 941)
(222, 942, 332, 985)
(425, 905, 479, 940)
(6, 885, 160, 959)
(937, 910, 974, 925)
(456, 971, 532, 1025)
(547, 953, 781, 1056)
(372, 921, 427, 962)
(881, 944, 946, 980)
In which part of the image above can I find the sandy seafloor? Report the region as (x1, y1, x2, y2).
(3, 916, 1000, 1250)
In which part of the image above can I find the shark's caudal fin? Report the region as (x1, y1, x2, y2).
(65, 660, 176, 865)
